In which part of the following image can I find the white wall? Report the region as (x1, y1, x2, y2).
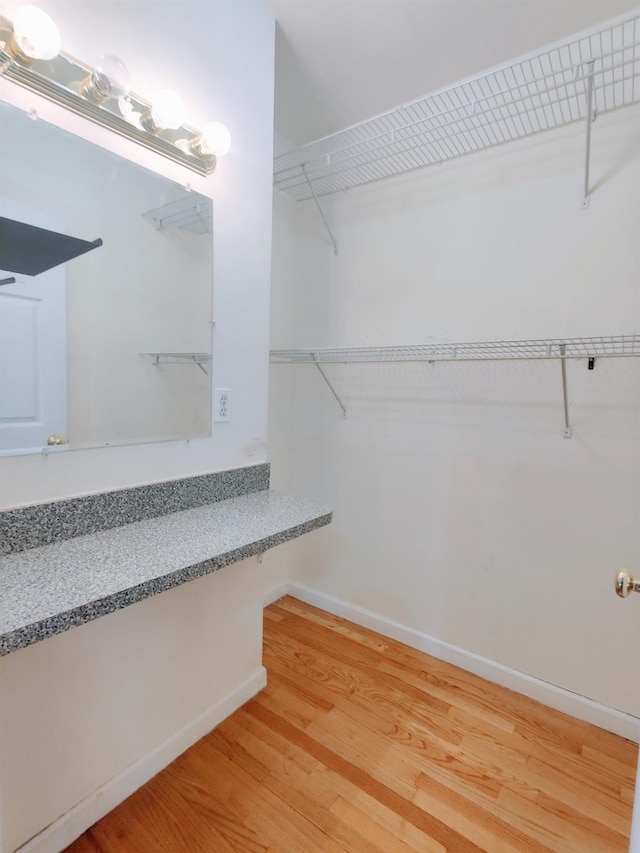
(65, 167, 212, 447)
(269, 105, 640, 718)
(261, 189, 299, 595)
(0, 558, 264, 853)
(0, 1, 276, 850)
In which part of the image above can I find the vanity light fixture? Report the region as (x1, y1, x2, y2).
(0, 7, 230, 175)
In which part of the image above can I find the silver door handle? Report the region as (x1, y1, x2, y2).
(47, 435, 68, 446)
(616, 570, 640, 598)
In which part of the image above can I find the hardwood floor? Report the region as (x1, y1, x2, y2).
(66, 596, 637, 852)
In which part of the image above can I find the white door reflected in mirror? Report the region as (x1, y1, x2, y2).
(0, 199, 67, 455)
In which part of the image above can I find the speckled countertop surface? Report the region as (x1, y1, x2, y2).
(0, 491, 331, 656)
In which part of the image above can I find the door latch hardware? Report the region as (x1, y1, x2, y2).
(616, 570, 640, 598)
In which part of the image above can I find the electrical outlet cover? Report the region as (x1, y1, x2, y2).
(214, 388, 231, 422)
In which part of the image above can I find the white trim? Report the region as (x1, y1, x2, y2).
(263, 583, 291, 607)
(17, 666, 267, 853)
(272, 582, 640, 743)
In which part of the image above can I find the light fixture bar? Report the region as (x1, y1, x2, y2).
(0, 15, 217, 176)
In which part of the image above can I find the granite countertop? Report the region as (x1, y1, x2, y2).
(0, 490, 331, 656)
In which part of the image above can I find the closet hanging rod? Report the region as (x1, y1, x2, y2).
(271, 335, 640, 438)
(270, 335, 640, 364)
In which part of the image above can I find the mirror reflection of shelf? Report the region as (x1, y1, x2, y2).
(140, 352, 212, 375)
(142, 196, 213, 236)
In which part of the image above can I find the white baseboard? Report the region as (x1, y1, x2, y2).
(264, 583, 290, 607)
(17, 666, 267, 853)
(269, 581, 639, 743)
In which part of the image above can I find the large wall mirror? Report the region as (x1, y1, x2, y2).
(0, 100, 213, 456)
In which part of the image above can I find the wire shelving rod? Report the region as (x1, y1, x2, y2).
(270, 335, 640, 364)
(274, 14, 640, 201)
(270, 335, 640, 437)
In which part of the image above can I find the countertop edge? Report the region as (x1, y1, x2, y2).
(0, 510, 332, 656)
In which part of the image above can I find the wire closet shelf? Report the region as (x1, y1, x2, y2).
(142, 197, 213, 235)
(140, 352, 211, 374)
(271, 336, 640, 437)
(270, 335, 640, 364)
(273, 15, 640, 200)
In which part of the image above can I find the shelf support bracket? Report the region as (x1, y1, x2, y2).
(581, 61, 595, 210)
(560, 344, 572, 438)
(312, 354, 347, 418)
(192, 356, 208, 376)
(302, 164, 338, 256)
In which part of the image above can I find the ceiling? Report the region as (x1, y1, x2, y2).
(264, 0, 640, 149)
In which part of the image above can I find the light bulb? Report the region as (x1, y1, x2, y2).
(81, 54, 130, 102)
(11, 5, 61, 61)
(145, 89, 186, 131)
(201, 122, 231, 156)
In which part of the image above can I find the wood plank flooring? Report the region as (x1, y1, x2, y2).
(66, 596, 637, 852)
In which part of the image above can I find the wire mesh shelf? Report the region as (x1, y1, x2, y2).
(272, 334, 640, 436)
(270, 335, 640, 364)
(142, 196, 213, 235)
(274, 14, 640, 200)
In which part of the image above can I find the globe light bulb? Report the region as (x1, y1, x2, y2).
(94, 54, 130, 99)
(202, 121, 231, 156)
(148, 89, 186, 131)
(11, 5, 61, 61)
(80, 54, 130, 102)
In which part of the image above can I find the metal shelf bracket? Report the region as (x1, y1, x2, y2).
(312, 354, 347, 417)
(192, 356, 208, 376)
(559, 344, 572, 438)
(581, 61, 596, 210)
(302, 164, 338, 256)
